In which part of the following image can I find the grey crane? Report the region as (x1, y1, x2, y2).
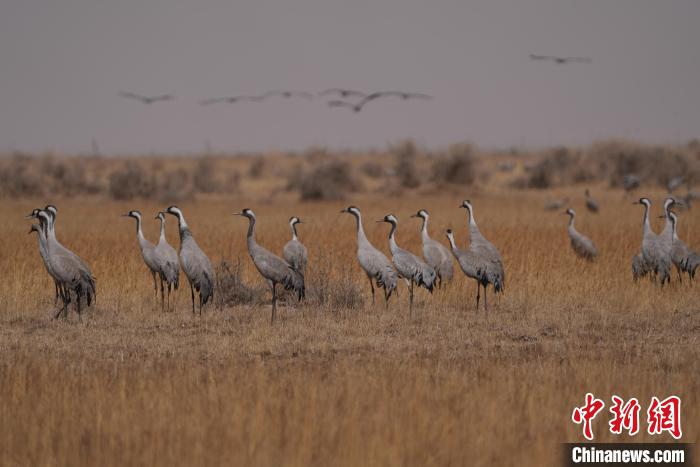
(155, 212, 180, 310)
(529, 54, 592, 64)
(623, 174, 641, 196)
(119, 91, 174, 104)
(410, 209, 453, 287)
(634, 198, 670, 285)
(123, 210, 162, 306)
(43, 205, 96, 308)
(459, 200, 505, 307)
(319, 88, 368, 99)
(234, 209, 304, 324)
(585, 189, 599, 213)
(667, 176, 685, 194)
(631, 253, 649, 282)
(460, 199, 506, 294)
(165, 206, 215, 314)
(36, 209, 96, 319)
(663, 211, 698, 281)
(658, 198, 677, 277)
(445, 229, 488, 309)
(341, 206, 397, 306)
(564, 209, 598, 261)
(378, 214, 436, 314)
(26, 208, 63, 304)
(283, 216, 308, 275)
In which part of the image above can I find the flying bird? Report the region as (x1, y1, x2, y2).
(319, 88, 368, 99)
(327, 100, 360, 111)
(119, 91, 174, 104)
(334, 91, 433, 112)
(200, 95, 264, 105)
(529, 54, 592, 64)
(261, 90, 314, 100)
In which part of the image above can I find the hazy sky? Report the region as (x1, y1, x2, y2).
(1, 0, 698, 154)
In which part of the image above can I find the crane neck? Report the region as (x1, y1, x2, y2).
(246, 216, 257, 251)
(420, 216, 430, 241)
(158, 217, 166, 242)
(568, 214, 575, 228)
(446, 233, 457, 252)
(352, 212, 368, 244)
(387, 222, 398, 252)
(290, 222, 298, 241)
(465, 205, 479, 233)
(641, 203, 651, 234)
(134, 216, 145, 242)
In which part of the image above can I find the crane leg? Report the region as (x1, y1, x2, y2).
(409, 281, 414, 317)
(199, 293, 203, 316)
(368, 276, 375, 305)
(166, 283, 171, 312)
(152, 272, 158, 304)
(159, 275, 165, 311)
(76, 290, 82, 322)
(271, 283, 277, 325)
(484, 284, 488, 311)
(190, 284, 195, 314)
(475, 282, 480, 310)
(54, 281, 60, 305)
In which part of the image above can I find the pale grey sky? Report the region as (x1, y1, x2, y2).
(1, 0, 698, 154)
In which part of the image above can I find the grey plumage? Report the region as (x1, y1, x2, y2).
(379, 214, 436, 314)
(665, 211, 698, 281)
(445, 229, 488, 309)
(460, 200, 505, 306)
(165, 206, 215, 314)
(283, 216, 308, 275)
(411, 209, 453, 287)
(635, 198, 670, 285)
(564, 209, 598, 261)
(623, 174, 641, 195)
(124, 210, 162, 305)
(341, 206, 397, 306)
(631, 253, 649, 282)
(34, 208, 96, 319)
(544, 198, 569, 211)
(155, 212, 180, 309)
(235, 209, 304, 324)
(26, 209, 63, 304)
(585, 189, 599, 213)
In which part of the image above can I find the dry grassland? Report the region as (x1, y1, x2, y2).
(0, 182, 698, 466)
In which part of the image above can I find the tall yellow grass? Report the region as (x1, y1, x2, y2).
(0, 185, 698, 466)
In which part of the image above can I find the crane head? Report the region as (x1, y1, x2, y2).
(634, 198, 651, 207)
(459, 200, 472, 209)
(165, 206, 183, 217)
(411, 209, 428, 219)
(155, 212, 165, 221)
(564, 208, 575, 216)
(25, 208, 41, 219)
(341, 206, 360, 215)
(377, 214, 398, 224)
(234, 208, 255, 219)
(663, 197, 676, 211)
(289, 216, 302, 225)
(28, 224, 40, 235)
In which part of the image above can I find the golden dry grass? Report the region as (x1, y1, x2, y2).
(0, 184, 698, 466)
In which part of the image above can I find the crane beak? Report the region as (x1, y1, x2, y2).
(233, 212, 241, 216)
(120, 213, 130, 217)
(410, 214, 418, 218)
(25, 213, 35, 219)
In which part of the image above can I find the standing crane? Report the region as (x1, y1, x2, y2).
(234, 209, 305, 324)
(341, 206, 397, 306)
(445, 229, 488, 309)
(155, 212, 180, 310)
(283, 217, 308, 275)
(459, 200, 505, 307)
(165, 206, 215, 314)
(123, 210, 162, 306)
(411, 209, 453, 287)
(634, 198, 670, 285)
(378, 214, 436, 314)
(564, 209, 598, 261)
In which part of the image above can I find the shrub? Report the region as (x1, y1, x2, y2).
(193, 157, 221, 193)
(295, 161, 362, 201)
(158, 168, 192, 203)
(392, 140, 421, 189)
(248, 158, 265, 179)
(214, 259, 265, 307)
(431, 143, 475, 185)
(360, 161, 384, 179)
(108, 161, 156, 200)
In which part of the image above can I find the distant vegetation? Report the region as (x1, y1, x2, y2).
(1, 139, 698, 200)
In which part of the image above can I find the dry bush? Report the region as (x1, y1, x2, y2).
(360, 161, 384, 179)
(292, 161, 362, 201)
(192, 157, 221, 194)
(108, 161, 157, 200)
(431, 143, 475, 185)
(0, 154, 43, 197)
(157, 168, 193, 203)
(306, 255, 364, 309)
(214, 259, 265, 307)
(392, 140, 421, 189)
(248, 158, 266, 179)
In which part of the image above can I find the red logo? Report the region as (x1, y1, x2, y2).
(572, 393, 605, 440)
(647, 396, 682, 439)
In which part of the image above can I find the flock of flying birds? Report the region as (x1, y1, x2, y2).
(25, 190, 697, 324)
(119, 88, 433, 113)
(117, 53, 591, 112)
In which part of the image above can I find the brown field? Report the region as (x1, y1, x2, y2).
(0, 149, 699, 466)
